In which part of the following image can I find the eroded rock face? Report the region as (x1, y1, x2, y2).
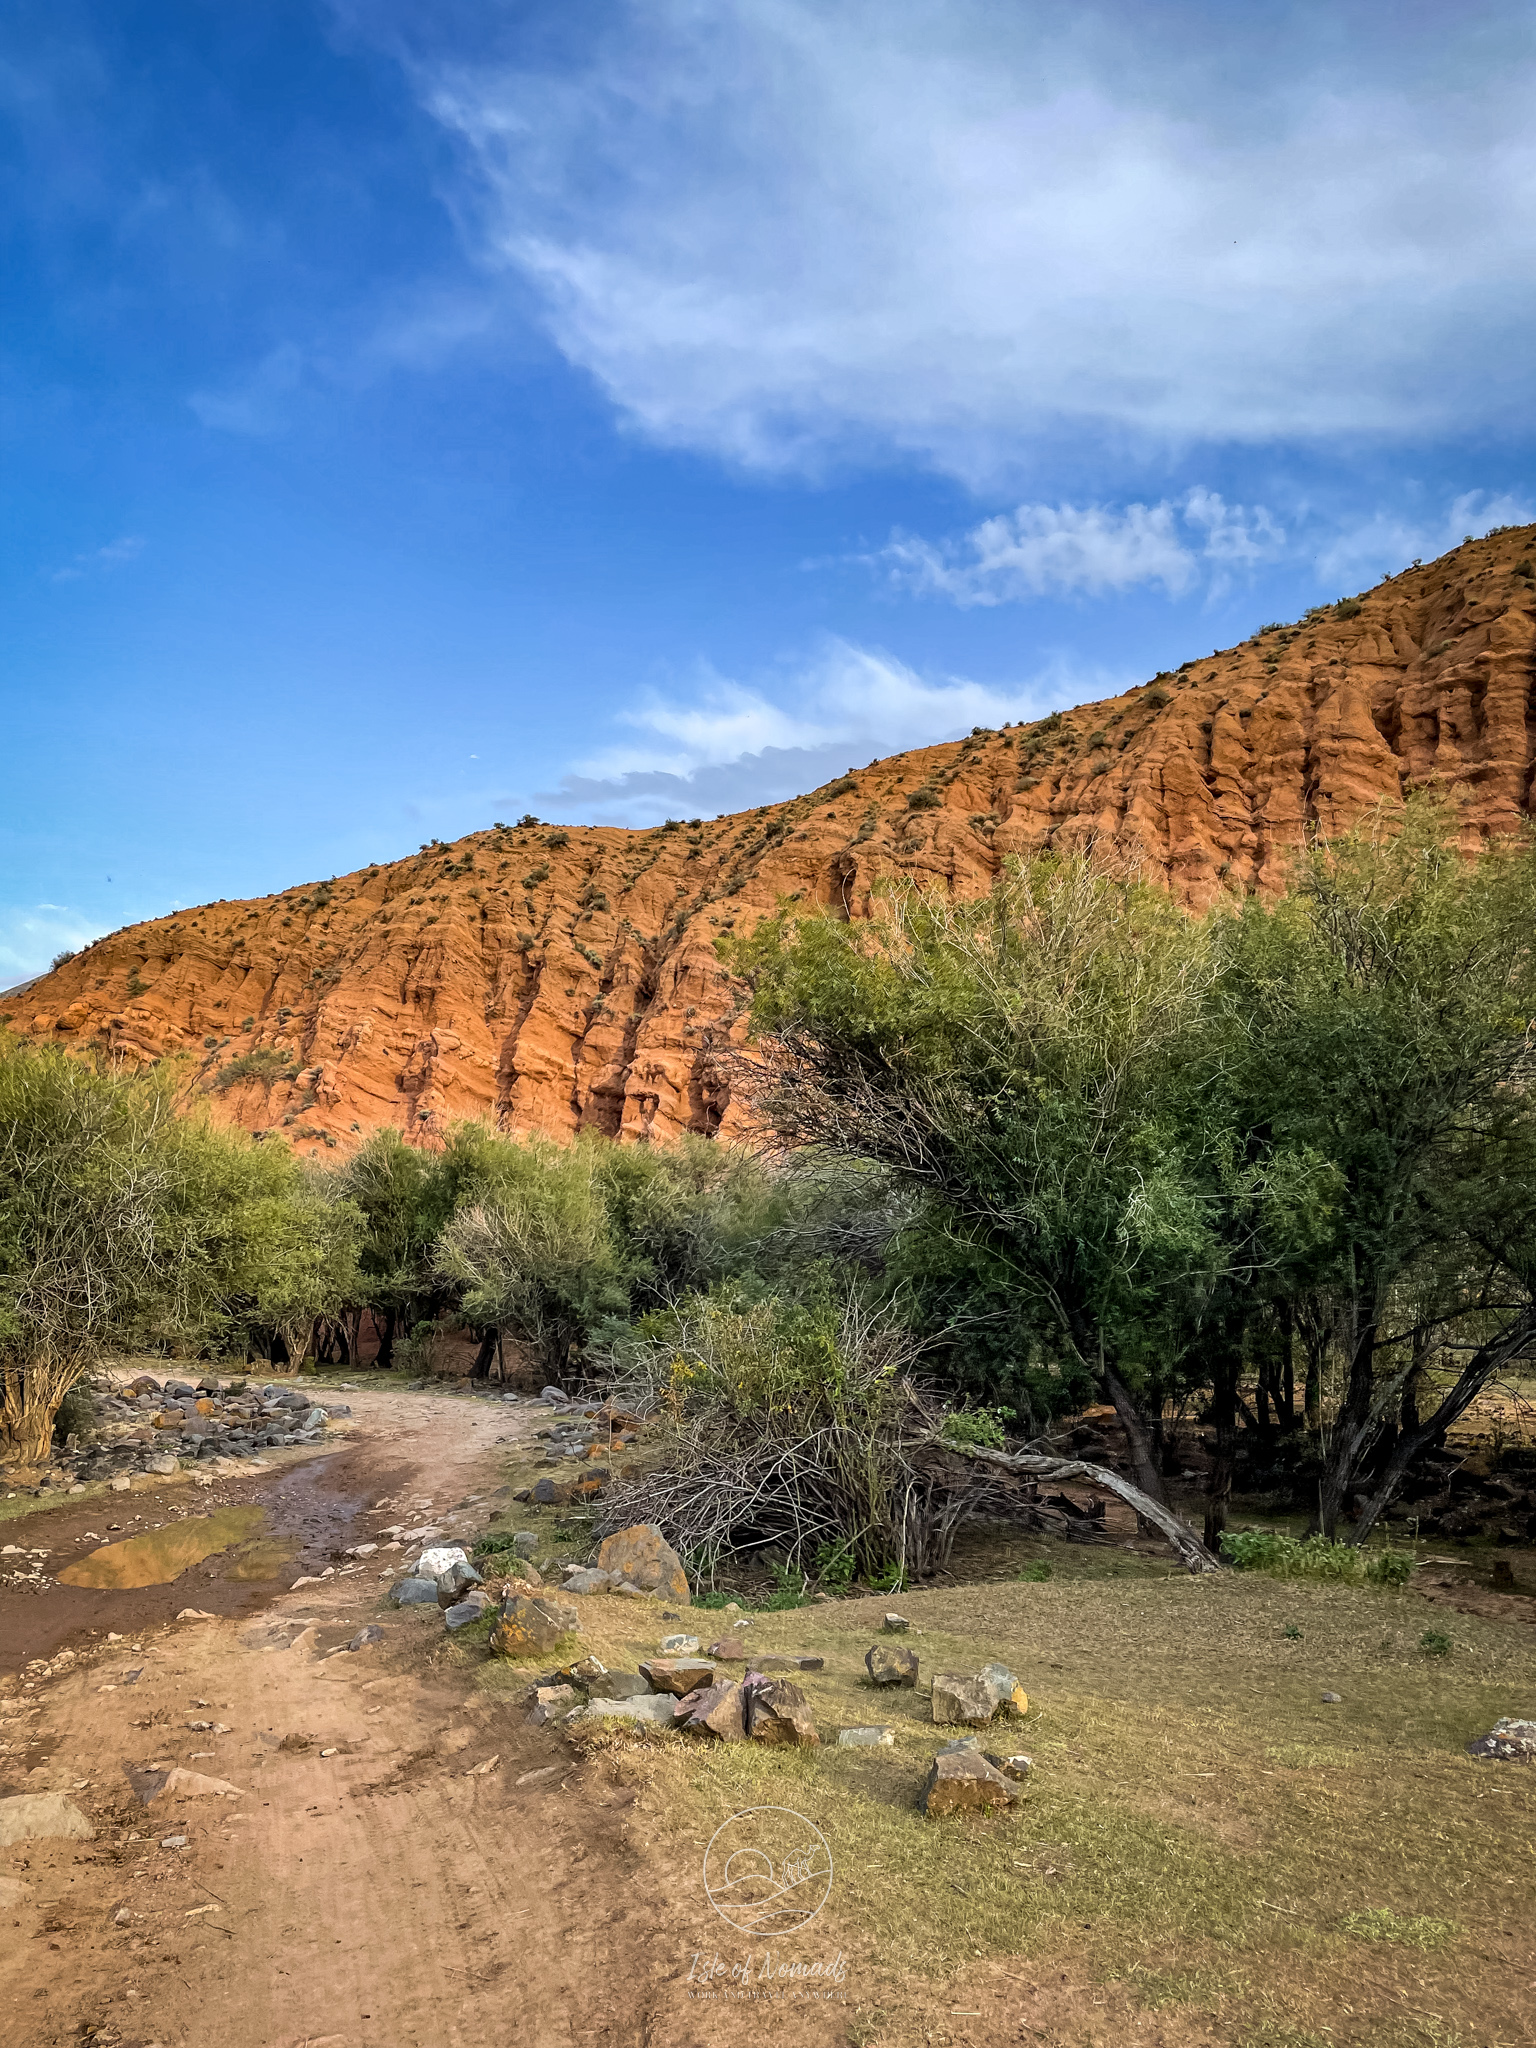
(14, 534, 1536, 1153)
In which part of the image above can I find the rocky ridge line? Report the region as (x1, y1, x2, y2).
(10, 530, 1535, 1152)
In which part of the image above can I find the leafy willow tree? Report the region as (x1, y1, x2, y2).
(726, 854, 1286, 1512)
(0, 1038, 361, 1463)
(433, 1134, 629, 1376)
(1214, 802, 1536, 1536)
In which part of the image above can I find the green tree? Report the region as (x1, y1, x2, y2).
(728, 855, 1241, 1509)
(0, 1039, 361, 1461)
(1216, 802, 1536, 1535)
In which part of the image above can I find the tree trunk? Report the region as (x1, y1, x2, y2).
(1102, 1363, 1169, 1507)
(1280, 1303, 1296, 1432)
(0, 1359, 82, 1467)
(470, 1329, 498, 1381)
(375, 1307, 396, 1371)
(1203, 1337, 1242, 1554)
(948, 1441, 1220, 1573)
(1349, 1305, 1536, 1544)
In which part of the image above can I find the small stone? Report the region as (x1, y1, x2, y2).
(511, 1532, 539, 1556)
(347, 1626, 385, 1651)
(883, 1613, 911, 1632)
(984, 1752, 1034, 1781)
(110, 1475, 132, 1492)
(639, 1657, 717, 1697)
(443, 1599, 487, 1630)
(0, 1794, 95, 1847)
(146, 1455, 177, 1476)
(436, 1559, 485, 1606)
(931, 1673, 998, 1726)
(532, 1477, 574, 1507)
(919, 1749, 1019, 1819)
(489, 1593, 581, 1660)
(979, 1663, 1029, 1716)
(1321, 1691, 1342, 1705)
(585, 1670, 649, 1700)
(595, 1523, 690, 1604)
(866, 1644, 919, 1688)
(175, 1608, 218, 1623)
(753, 1654, 825, 1672)
(838, 1726, 895, 1747)
(674, 1679, 746, 1740)
(579, 1691, 677, 1727)
(390, 1577, 439, 1607)
(527, 1684, 581, 1726)
(742, 1674, 820, 1747)
(660, 1633, 701, 1654)
(706, 1636, 748, 1661)
(159, 1834, 189, 1850)
(1467, 1717, 1536, 1762)
(937, 1736, 981, 1753)
(415, 1545, 469, 1582)
(562, 1567, 612, 1595)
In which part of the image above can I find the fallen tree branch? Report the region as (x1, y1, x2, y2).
(943, 1441, 1221, 1574)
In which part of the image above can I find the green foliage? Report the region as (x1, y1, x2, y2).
(1282, 1621, 1302, 1639)
(1017, 1559, 1053, 1582)
(1219, 1529, 1413, 1586)
(939, 1406, 1013, 1450)
(213, 1048, 296, 1094)
(905, 787, 942, 810)
(0, 1038, 359, 1451)
(1418, 1629, 1452, 1656)
(1332, 597, 1363, 618)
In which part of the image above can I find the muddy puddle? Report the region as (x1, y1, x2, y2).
(0, 1440, 411, 1673)
(56, 1504, 296, 1589)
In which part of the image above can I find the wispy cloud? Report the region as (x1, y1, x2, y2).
(189, 343, 305, 435)
(867, 490, 1284, 605)
(391, 0, 1536, 480)
(0, 904, 100, 985)
(48, 535, 145, 584)
(1314, 490, 1536, 589)
(543, 637, 1126, 824)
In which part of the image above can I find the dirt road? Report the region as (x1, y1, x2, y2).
(0, 1388, 787, 2048)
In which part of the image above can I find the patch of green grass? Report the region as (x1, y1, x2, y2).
(1419, 1629, 1453, 1657)
(1339, 1907, 1461, 1949)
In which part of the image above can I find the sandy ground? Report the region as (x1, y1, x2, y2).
(0, 1389, 884, 2048)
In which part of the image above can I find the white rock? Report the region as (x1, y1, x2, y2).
(412, 1545, 467, 1580)
(0, 1794, 94, 1847)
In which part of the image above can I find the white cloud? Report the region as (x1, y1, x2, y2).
(545, 637, 1125, 824)
(189, 343, 304, 435)
(0, 904, 101, 986)
(1314, 490, 1536, 589)
(870, 489, 1283, 603)
(48, 535, 144, 584)
(395, 0, 1536, 479)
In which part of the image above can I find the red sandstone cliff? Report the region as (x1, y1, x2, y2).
(10, 530, 1535, 1154)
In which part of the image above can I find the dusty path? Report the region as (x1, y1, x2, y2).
(0, 1387, 749, 2048)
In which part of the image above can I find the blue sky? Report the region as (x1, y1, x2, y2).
(3, 0, 1534, 980)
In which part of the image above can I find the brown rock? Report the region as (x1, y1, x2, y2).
(919, 1749, 1020, 1818)
(489, 1594, 581, 1660)
(532, 1478, 574, 1507)
(527, 1684, 580, 1726)
(754, 1654, 825, 1672)
(638, 1657, 716, 1696)
(673, 1679, 746, 1740)
(866, 1644, 918, 1687)
(742, 1675, 820, 1747)
(707, 1636, 749, 1661)
(931, 1673, 998, 1726)
(596, 1523, 690, 1603)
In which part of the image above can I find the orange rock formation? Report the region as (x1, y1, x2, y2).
(11, 531, 1535, 1156)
